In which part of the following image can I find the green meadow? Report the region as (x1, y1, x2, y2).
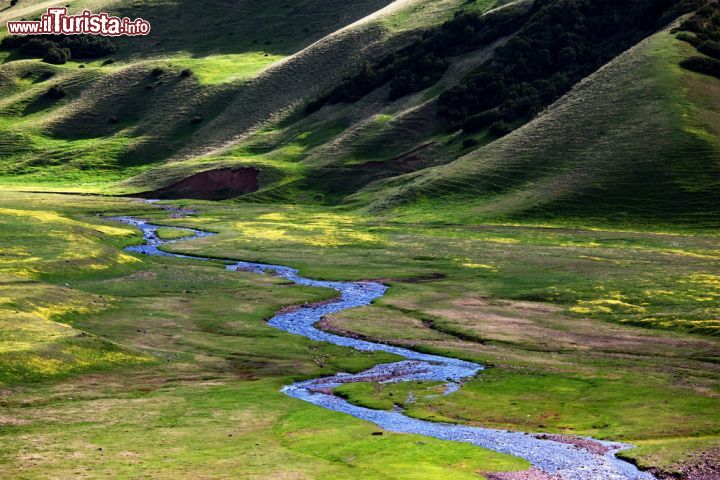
(0, 191, 717, 478)
(0, 192, 530, 479)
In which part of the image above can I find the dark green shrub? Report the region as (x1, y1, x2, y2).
(46, 85, 66, 99)
(675, 2, 720, 76)
(305, 98, 324, 114)
(462, 138, 479, 149)
(439, 0, 692, 131)
(0, 36, 22, 50)
(20, 38, 54, 56)
(677, 32, 702, 47)
(307, 3, 530, 110)
(680, 55, 720, 78)
(698, 40, 720, 59)
(57, 35, 115, 59)
(679, 16, 706, 34)
(388, 54, 448, 100)
(489, 121, 513, 137)
(1, 35, 115, 60)
(43, 47, 70, 65)
(151, 67, 164, 77)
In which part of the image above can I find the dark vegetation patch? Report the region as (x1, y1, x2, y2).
(42, 46, 70, 65)
(140, 167, 260, 200)
(0, 35, 116, 64)
(305, 3, 530, 113)
(45, 86, 67, 99)
(681, 55, 720, 77)
(676, 2, 720, 79)
(307, 0, 703, 137)
(438, 0, 702, 134)
(462, 138, 479, 149)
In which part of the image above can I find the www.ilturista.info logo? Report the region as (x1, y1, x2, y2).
(7, 8, 151, 36)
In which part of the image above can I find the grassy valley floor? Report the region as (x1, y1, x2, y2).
(0, 191, 718, 478)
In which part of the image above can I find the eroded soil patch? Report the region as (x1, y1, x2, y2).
(141, 168, 259, 200)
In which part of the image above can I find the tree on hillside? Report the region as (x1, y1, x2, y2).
(43, 47, 70, 65)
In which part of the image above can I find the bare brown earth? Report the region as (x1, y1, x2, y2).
(651, 448, 720, 480)
(484, 467, 562, 480)
(142, 167, 259, 200)
(316, 317, 393, 344)
(534, 434, 617, 456)
(274, 296, 344, 318)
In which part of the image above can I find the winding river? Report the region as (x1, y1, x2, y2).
(109, 206, 655, 480)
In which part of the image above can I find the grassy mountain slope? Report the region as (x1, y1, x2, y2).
(117, 0, 720, 230)
(0, 0, 398, 187)
(121, 0, 529, 201)
(5, 0, 716, 230)
(354, 23, 720, 227)
(0, 0, 502, 190)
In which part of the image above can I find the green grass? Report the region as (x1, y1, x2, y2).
(0, 195, 155, 383)
(0, 191, 534, 478)
(2, 2, 718, 232)
(126, 198, 718, 472)
(380, 0, 501, 33)
(334, 369, 720, 441)
(166, 53, 286, 85)
(0, 380, 528, 479)
(617, 436, 720, 473)
(0, 192, 718, 475)
(156, 203, 720, 336)
(0, 0, 503, 195)
(155, 227, 197, 241)
(0, 0, 423, 190)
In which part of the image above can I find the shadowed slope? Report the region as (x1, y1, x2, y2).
(357, 26, 720, 226)
(124, 0, 527, 203)
(0, 0, 403, 187)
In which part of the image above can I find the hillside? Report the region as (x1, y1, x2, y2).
(356, 24, 720, 226)
(0, 0, 412, 186)
(71, 0, 720, 227)
(0, 0, 504, 189)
